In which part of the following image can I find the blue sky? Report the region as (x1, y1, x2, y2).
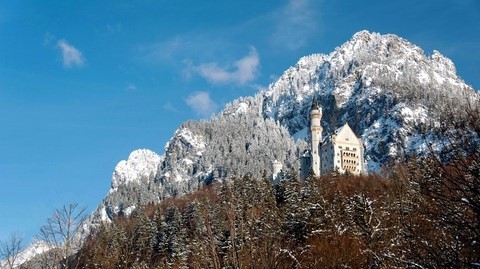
(0, 0, 479, 244)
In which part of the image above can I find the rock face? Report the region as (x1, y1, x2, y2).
(91, 30, 479, 223)
(262, 30, 477, 170)
(111, 149, 162, 191)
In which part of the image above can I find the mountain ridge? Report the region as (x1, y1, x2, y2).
(7, 29, 480, 268)
(92, 30, 478, 224)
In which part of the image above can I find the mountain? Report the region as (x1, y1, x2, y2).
(90, 30, 478, 225)
(0, 240, 51, 268)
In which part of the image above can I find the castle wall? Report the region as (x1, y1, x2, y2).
(320, 124, 364, 175)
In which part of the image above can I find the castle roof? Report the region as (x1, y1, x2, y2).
(311, 95, 319, 110)
(323, 123, 361, 144)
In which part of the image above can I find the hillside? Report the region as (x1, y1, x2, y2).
(90, 30, 478, 224)
(8, 29, 480, 269)
(76, 144, 480, 268)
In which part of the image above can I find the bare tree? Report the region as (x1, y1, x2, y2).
(37, 203, 87, 269)
(0, 232, 23, 269)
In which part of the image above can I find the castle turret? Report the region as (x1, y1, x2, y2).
(310, 95, 323, 176)
(271, 160, 283, 183)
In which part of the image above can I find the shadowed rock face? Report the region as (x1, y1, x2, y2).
(262, 30, 477, 170)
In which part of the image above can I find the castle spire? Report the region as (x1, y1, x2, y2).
(311, 94, 319, 110)
(310, 95, 323, 176)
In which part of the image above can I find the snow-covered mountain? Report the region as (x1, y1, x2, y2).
(262, 30, 476, 170)
(15, 29, 479, 269)
(0, 240, 51, 269)
(90, 30, 478, 227)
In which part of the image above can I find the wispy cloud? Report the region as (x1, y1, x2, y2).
(134, 0, 319, 89)
(106, 23, 123, 33)
(56, 39, 85, 68)
(125, 83, 137, 92)
(188, 47, 260, 85)
(43, 32, 56, 47)
(137, 35, 234, 66)
(162, 102, 179, 113)
(271, 0, 319, 50)
(138, 36, 184, 62)
(185, 91, 218, 118)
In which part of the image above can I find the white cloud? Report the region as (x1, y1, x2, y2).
(162, 102, 179, 113)
(106, 23, 123, 33)
(138, 36, 184, 62)
(43, 32, 56, 47)
(56, 39, 85, 68)
(125, 84, 137, 92)
(185, 91, 218, 118)
(271, 0, 319, 50)
(190, 47, 260, 85)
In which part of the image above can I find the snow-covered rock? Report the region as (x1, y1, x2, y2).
(110, 149, 162, 191)
(92, 30, 479, 224)
(0, 240, 51, 269)
(261, 30, 477, 169)
(20, 30, 479, 267)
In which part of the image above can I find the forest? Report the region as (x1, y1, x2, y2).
(4, 104, 479, 269)
(73, 130, 479, 269)
(3, 104, 476, 269)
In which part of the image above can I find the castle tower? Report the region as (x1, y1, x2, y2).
(310, 95, 323, 176)
(271, 160, 283, 183)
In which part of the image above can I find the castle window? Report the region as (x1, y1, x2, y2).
(345, 137, 349, 141)
(338, 146, 342, 149)
(353, 148, 357, 151)
(346, 147, 350, 150)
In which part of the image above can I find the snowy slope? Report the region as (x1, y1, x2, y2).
(261, 30, 477, 169)
(18, 30, 479, 267)
(0, 241, 51, 269)
(88, 30, 480, 229)
(111, 149, 162, 192)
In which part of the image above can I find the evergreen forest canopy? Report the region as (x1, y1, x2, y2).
(6, 94, 479, 269)
(36, 105, 477, 269)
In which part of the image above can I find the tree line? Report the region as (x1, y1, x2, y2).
(73, 146, 479, 268)
(71, 105, 479, 268)
(3, 101, 478, 269)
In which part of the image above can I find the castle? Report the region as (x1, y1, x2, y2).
(272, 96, 365, 182)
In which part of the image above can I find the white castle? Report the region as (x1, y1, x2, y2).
(272, 96, 365, 182)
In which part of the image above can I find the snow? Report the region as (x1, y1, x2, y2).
(237, 102, 249, 113)
(99, 205, 111, 222)
(124, 206, 136, 216)
(67, 31, 478, 269)
(417, 70, 430, 84)
(178, 128, 206, 150)
(110, 149, 162, 191)
(400, 105, 428, 124)
(1, 240, 52, 268)
(175, 174, 184, 182)
(183, 158, 194, 165)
